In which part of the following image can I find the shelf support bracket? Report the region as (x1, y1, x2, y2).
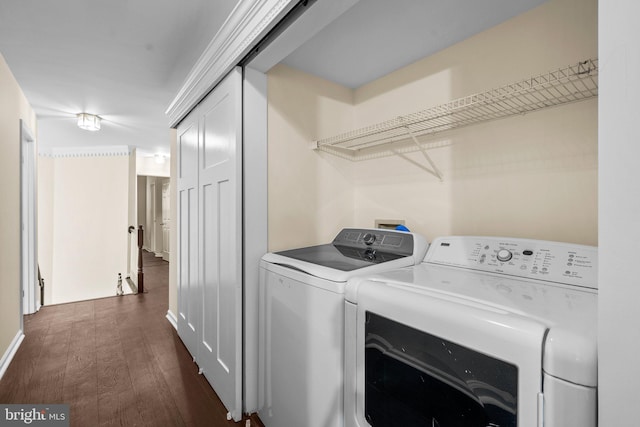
(391, 126, 443, 181)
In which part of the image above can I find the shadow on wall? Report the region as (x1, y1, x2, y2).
(267, 64, 356, 251)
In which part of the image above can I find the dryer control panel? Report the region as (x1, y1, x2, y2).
(333, 228, 417, 256)
(425, 236, 597, 289)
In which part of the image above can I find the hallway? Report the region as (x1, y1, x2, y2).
(0, 252, 253, 426)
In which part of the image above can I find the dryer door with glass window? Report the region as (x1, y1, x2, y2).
(346, 279, 547, 427)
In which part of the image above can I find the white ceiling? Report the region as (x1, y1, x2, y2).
(282, 0, 547, 88)
(0, 0, 238, 156)
(0, 0, 546, 156)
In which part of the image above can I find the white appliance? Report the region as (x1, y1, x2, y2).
(258, 228, 428, 427)
(344, 236, 597, 427)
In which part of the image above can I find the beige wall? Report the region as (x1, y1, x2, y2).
(267, 64, 356, 251)
(0, 52, 37, 363)
(268, 0, 597, 248)
(38, 156, 54, 305)
(39, 154, 130, 304)
(137, 154, 170, 177)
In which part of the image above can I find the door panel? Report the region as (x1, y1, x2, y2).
(197, 68, 243, 421)
(187, 187, 199, 333)
(203, 93, 232, 169)
(202, 183, 216, 356)
(216, 178, 234, 372)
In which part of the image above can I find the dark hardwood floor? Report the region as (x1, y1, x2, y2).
(0, 251, 263, 427)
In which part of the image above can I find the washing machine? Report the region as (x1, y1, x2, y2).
(344, 236, 597, 427)
(257, 228, 428, 427)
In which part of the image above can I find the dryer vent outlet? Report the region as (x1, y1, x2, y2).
(375, 219, 405, 230)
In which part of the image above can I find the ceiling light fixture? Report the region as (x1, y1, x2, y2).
(77, 113, 101, 131)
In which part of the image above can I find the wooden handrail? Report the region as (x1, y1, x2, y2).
(37, 265, 44, 306)
(137, 225, 144, 293)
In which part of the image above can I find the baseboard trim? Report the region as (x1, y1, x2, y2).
(166, 310, 178, 331)
(0, 330, 25, 381)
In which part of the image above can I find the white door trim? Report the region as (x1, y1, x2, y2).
(20, 119, 39, 315)
(241, 66, 268, 414)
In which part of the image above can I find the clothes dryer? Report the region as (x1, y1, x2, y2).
(344, 236, 597, 427)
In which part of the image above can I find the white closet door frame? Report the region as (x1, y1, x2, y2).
(242, 67, 268, 414)
(20, 119, 38, 316)
(240, 0, 358, 413)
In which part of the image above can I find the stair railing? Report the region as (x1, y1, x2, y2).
(37, 265, 44, 306)
(128, 225, 144, 294)
(137, 225, 144, 293)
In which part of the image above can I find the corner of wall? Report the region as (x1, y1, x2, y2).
(168, 129, 178, 318)
(0, 51, 36, 366)
(0, 331, 25, 382)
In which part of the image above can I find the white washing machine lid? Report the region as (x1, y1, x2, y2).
(261, 228, 428, 283)
(347, 262, 597, 387)
(261, 251, 421, 283)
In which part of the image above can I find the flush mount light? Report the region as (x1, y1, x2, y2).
(77, 113, 101, 131)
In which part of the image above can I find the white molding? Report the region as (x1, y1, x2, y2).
(165, 0, 297, 127)
(166, 310, 178, 330)
(20, 119, 39, 317)
(39, 145, 132, 158)
(0, 330, 25, 381)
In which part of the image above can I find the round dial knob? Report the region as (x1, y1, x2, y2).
(364, 248, 377, 261)
(496, 249, 513, 262)
(363, 233, 376, 246)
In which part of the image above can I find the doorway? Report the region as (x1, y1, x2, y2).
(137, 175, 170, 260)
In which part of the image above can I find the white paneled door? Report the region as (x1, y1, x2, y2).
(161, 179, 170, 261)
(177, 68, 243, 421)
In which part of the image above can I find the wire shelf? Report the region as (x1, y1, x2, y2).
(312, 58, 598, 161)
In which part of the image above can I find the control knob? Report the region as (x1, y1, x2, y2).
(363, 233, 376, 246)
(497, 249, 513, 262)
(364, 248, 377, 261)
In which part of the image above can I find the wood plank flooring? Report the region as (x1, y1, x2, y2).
(0, 252, 264, 427)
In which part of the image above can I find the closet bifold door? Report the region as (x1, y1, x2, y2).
(177, 67, 244, 422)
